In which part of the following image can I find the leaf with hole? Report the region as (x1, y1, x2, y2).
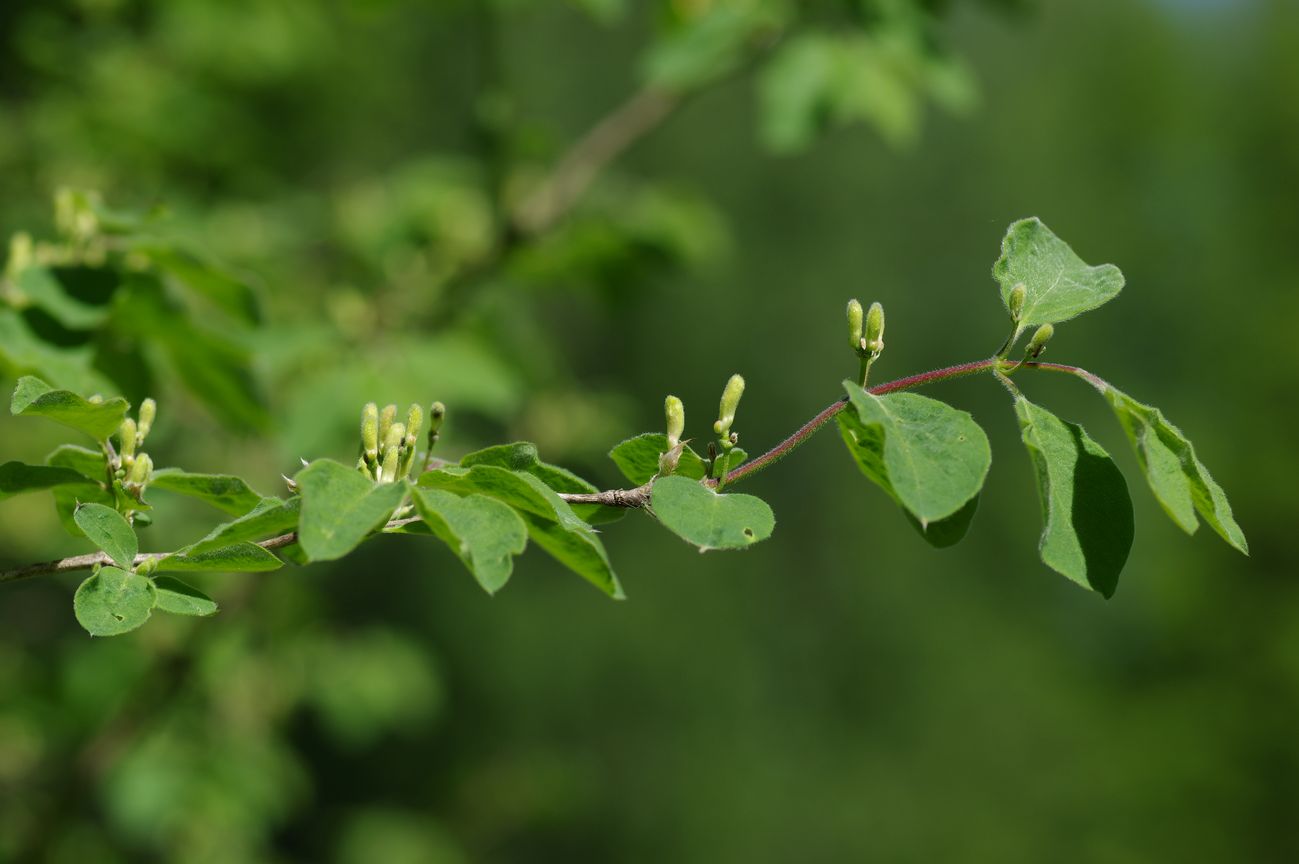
(993, 217, 1124, 328)
(838, 382, 990, 540)
(73, 566, 156, 636)
(1015, 396, 1133, 597)
(295, 459, 408, 561)
(1102, 385, 1247, 554)
(152, 576, 219, 617)
(73, 502, 138, 568)
(10, 376, 128, 441)
(650, 475, 774, 551)
(412, 488, 528, 594)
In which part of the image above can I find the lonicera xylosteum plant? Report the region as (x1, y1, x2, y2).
(0, 217, 1248, 636)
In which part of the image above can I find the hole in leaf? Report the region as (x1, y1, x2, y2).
(742, 527, 755, 540)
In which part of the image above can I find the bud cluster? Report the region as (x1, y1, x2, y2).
(358, 400, 440, 483)
(114, 398, 157, 503)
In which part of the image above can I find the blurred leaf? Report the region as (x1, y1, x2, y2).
(411, 487, 528, 594)
(0, 308, 114, 395)
(10, 375, 128, 441)
(73, 566, 155, 636)
(336, 808, 465, 864)
(137, 244, 260, 324)
(187, 496, 300, 555)
(12, 266, 110, 329)
(159, 542, 282, 573)
(608, 432, 708, 485)
(148, 468, 264, 516)
(0, 461, 92, 500)
(1015, 396, 1133, 598)
(1102, 385, 1247, 553)
(152, 575, 219, 616)
(643, 0, 787, 90)
(650, 475, 774, 551)
(295, 459, 407, 561)
(839, 382, 991, 527)
(73, 502, 138, 568)
(993, 217, 1125, 328)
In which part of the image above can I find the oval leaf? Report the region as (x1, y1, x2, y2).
(295, 459, 407, 561)
(10, 376, 128, 441)
(74, 566, 155, 636)
(1102, 385, 1247, 554)
(993, 218, 1124, 328)
(0, 461, 93, 501)
(1015, 396, 1133, 598)
(651, 475, 775, 551)
(152, 576, 219, 617)
(187, 496, 300, 555)
(460, 441, 623, 525)
(148, 469, 264, 516)
(412, 488, 528, 594)
(840, 382, 991, 526)
(159, 542, 282, 573)
(73, 502, 138, 568)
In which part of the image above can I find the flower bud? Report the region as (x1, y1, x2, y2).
(118, 418, 138, 460)
(664, 395, 685, 449)
(361, 402, 379, 457)
(405, 403, 424, 444)
(384, 422, 406, 452)
(1026, 323, 1054, 359)
(713, 374, 745, 436)
(135, 556, 158, 576)
(380, 444, 400, 483)
(128, 452, 153, 486)
(378, 404, 397, 448)
(1008, 283, 1027, 321)
(429, 402, 446, 433)
(137, 398, 156, 441)
(846, 299, 864, 353)
(865, 302, 885, 353)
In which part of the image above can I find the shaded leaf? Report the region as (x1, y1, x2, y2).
(521, 512, 622, 599)
(993, 217, 1124, 328)
(0, 461, 92, 501)
(1015, 396, 1133, 598)
(411, 488, 528, 594)
(188, 496, 300, 555)
(73, 502, 137, 568)
(650, 475, 775, 551)
(149, 468, 264, 516)
(139, 245, 260, 324)
(1102, 385, 1247, 554)
(152, 576, 219, 616)
(10, 375, 128, 441)
(74, 566, 155, 636)
(13, 266, 109, 329)
(46, 443, 107, 481)
(0, 308, 114, 396)
(296, 459, 407, 561)
(160, 542, 282, 573)
(839, 382, 991, 527)
(460, 441, 623, 525)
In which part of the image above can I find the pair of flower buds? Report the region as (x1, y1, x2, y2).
(359, 400, 445, 483)
(1006, 282, 1055, 359)
(661, 373, 746, 479)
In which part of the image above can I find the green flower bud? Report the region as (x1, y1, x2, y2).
(380, 440, 401, 483)
(135, 556, 158, 577)
(118, 418, 138, 460)
(1008, 283, 1027, 321)
(664, 395, 685, 449)
(378, 404, 397, 448)
(846, 299, 864, 353)
(713, 374, 745, 436)
(128, 452, 153, 486)
(361, 402, 379, 457)
(384, 422, 406, 454)
(865, 302, 885, 354)
(1026, 323, 1054, 359)
(137, 398, 156, 441)
(429, 402, 446, 434)
(405, 403, 423, 447)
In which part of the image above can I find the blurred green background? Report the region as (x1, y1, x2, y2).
(2, 0, 1297, 861)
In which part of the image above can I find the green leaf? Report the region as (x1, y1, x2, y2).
(12, 265, 110, 329)
(159, 542, 282, 573)
(642, 3, 784, 90)
(411, 488, 528, 594)
(46, 443, 107, 481)
(138, 244, 260, 324)
(993, 217, 1125, 328)
(188, 496, 300, 555)
(1102, 385, 1247, 554)
(0, 461, 93, 501)
(73, 502, 138, 568)
(52, 484, 116, 538)
(152, 576, 219, 617)
(608, 433, 709, 485)
(418, 466, 622, 597)
(295, 459, 407, 561)
(10, 376, 128, 441)
(1015, 396, 1134, 598)
(73, 566, 156, 636)
(148, 469, 264, 516)
(459, 441, 623, 525)
(839, 382, 991, 529)
(0, 308, 115, 396)
(650, 475, 775, 551)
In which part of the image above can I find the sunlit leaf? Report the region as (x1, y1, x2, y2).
(73, 502, 138, 568)
(159, 542, 282, 573)
(152, 576, 219, 617)
(650, 475, 774, 551)
(411, 488, 528, 594)
(993, 217, 1124, 328)
(295, 459, 407, 561)
(187, 496, 300, 555)
(74, 566, 155, 636)
(148, 468, 264, 516)
(10, 375, 128, 441)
